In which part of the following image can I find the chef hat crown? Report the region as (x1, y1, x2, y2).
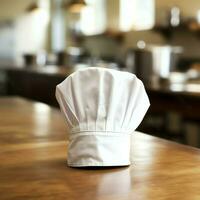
(56, 67, 150, 167)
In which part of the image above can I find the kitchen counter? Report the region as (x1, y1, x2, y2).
(1, 65, 200, 120)
(1, 97, 200, 199)
(2, 65, 200, 97)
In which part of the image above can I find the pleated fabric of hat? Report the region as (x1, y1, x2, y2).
(56, 67, 150, 167)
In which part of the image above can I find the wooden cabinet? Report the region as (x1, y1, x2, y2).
(6, 69, 64, 107)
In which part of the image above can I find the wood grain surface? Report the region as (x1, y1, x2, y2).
(1, 97, 200, 200)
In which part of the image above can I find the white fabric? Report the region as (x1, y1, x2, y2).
(56, 67, 150, 167)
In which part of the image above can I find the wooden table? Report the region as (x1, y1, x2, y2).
(1, 97, 200, 200)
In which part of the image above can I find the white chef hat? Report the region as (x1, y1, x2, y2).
(56, 67, 150, 167)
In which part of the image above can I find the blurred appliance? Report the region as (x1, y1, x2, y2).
(23, 52, 47, 67)
(125, 45, 183, 83)
(23, 54, 37, 66)
(125, 49, 152, 83)
(53, 47, 89, 67)
(56, 51, 69, 66)
(151, 45, 183, 78)
(169, 6, 181, 27)
(67, 46, 89, 65)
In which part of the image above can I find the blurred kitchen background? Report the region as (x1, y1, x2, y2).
(1, 0, 200, 147)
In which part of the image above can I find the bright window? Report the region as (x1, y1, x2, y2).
(80, 0, 106, 35)
(120, 0, 155, 31)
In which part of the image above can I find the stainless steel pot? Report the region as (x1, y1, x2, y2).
(125, 45, 183, 83)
